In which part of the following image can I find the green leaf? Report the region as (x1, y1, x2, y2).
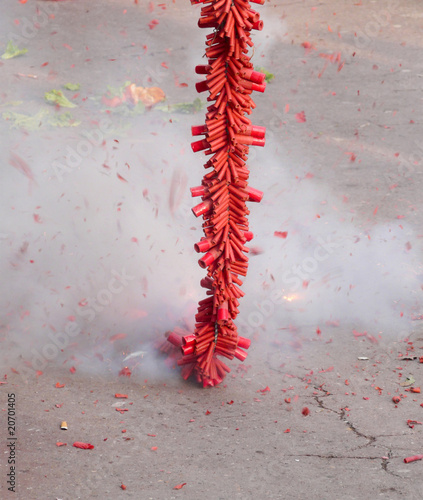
(3, 109, 80, 130)
(255, 67, 275, 83)
(48, 112, 81, 128)
(106, 81, 132, 98)
(400, 376, 415, 387)
(1, 41, 28, 60)
(156, 98, 203, 114)
(63, 83, 81, 91)
(2, 109, 49, 130)
(45, 89, 77, 108)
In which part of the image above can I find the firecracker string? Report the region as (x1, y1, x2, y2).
(166, 0, 265, 387)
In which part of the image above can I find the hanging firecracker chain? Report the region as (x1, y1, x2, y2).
(167, 0, 266, 387)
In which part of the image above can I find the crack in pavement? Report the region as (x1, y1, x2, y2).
(287, 453, 380, 460)
(314, 395, 407, 479)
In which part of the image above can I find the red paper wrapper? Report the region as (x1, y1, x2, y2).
(73, 442, 94, 450)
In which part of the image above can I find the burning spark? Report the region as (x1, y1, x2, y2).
(283, 294, 299, 302)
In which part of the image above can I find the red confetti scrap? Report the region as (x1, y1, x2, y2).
(274, 231, 288, 239)
(73, 442, 94, 450)
(121, 484, 127, 490)
(410, 387, 420, 393)
(295, 111, 306, 123)
(173, 483, 187, 490)
(119, 367, 131, 377)
(302, 407, 310, 416)
(148, 19, 159, 30)
(117, 173, 128, 183)
(205, 410, 211, 415)
(56, 442, 67, 447)
(147, 434, 156, 437)
(407, 420, 422, 429)
(301, 41, 315, 55)
(69, 366, 76, 374)
(116, 408, 129, 414)
(151, 446, 158, 451)
(284, 428, 290, 433)
(55, 382, 65, 388)
(33, 214, 42, 223)
(10, 152, 35, 183)
(259, 386, 270, 393)
(115, 394, 128, 398)
(109, 333, 127, 342)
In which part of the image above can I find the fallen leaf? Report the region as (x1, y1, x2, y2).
(1, 41, 28, 59)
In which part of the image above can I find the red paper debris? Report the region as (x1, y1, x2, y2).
(73, 442, 94, 450)
(173, 483, 187, 490)
(274, 231, 288, 239)
(115, 394, 128, 398)
(110, 333, 127, 342)
(119, 367, 131, 377)
(56, 442, 67, 447)
(148, 19, 159, 30)
(404, 455, 423, 463)
(55, 382, 65, 388)
(295, 111, 306, 123)
(302, 407, 310, 416)
(259, 386, 270, 393)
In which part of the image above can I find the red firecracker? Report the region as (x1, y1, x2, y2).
(167, 0, 266, 387)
